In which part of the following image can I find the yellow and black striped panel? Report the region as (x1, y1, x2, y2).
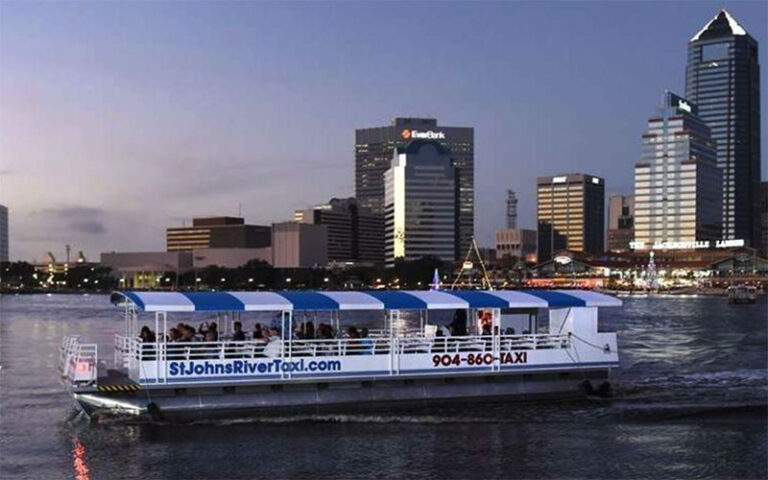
(97, 384, 142, 393)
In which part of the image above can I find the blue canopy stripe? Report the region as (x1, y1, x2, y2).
(521, 290, 586, 307)
(277, 291, 339, 310)
(121, 291, 146, 310)
(180, 292, 245, 311)
(447, 290, 510, 308)
(363, 291, 427, 310)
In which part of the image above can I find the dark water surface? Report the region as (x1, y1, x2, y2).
(1, 294, 766, 479)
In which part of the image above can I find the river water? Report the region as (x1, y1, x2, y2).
(1, 294, 766, 479)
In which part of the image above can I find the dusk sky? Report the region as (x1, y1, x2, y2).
(1, 1, 766, 262)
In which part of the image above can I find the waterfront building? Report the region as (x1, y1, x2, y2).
(0, 204, 8, 263)
(384, 140, 456, 266)
(527, 247, 768, 290)
(271, 222, 328, 269)
(506, 190, 518, 229)
(607, 195, 635, 252)
(166, 216, 271, 251)
(686, 10, 761, 245)
(100, 251, 194, 289)
(495, 228, 536, 263)
(356, 117, 473, 259)
(294, 197, 383, 264)
(537, 173, 605, 262)
(633, 92, 722, 250)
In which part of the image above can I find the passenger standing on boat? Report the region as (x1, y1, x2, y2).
(139, 326, 156, 360)
(232, 321, 245, 341)
(449, 310, 468, 336)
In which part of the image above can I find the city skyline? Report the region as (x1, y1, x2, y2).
(1, 2, 767, 262)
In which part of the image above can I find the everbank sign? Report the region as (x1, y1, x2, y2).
(401, 129, 446, 140)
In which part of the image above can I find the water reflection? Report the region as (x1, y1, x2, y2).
(71, 438, 91, 480)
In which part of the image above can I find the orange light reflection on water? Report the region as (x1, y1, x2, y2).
(72, 438, 91, 480)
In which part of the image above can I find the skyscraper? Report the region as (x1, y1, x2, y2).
(633, 92, 722, 249)
(356, 117, 473, 259)
(384, 140, 456, 266)
(686, 9, 761, 245)
(537, 174, 604, 261)
(0, 204, 8, 263)
(607, 194, 634, 252)
(506, 190, 518, 229)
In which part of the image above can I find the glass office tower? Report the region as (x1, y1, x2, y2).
(384, 140, 456, 266)
(356, 118, 473, 259)
(633, 92, 722, 248)
(536, 173, 605, 261)
(686, 9, 761, 245)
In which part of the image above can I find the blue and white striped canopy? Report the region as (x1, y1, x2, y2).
(111, 290, 621, 312)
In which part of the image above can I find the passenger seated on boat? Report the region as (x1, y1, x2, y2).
(252, 323, 264, 340)
(232, 321, 246, 341)
(180, 325, 196, 342)
(505, 327, 516, 335)
(198, 322, 209, 337)
(168, 328, 182, 342)
(263, 327, 283, 357)
(304, 321, 315, 340)
(317, 323, 334, 339)
(346, 326, 361, 355)
(449, 310, 468, 336)
(205, 322, 219, 342)
(360, 328, 374, 355)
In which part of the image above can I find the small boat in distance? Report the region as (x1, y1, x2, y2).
(59, 289, 622, 422)
(727, 285, 757, 304)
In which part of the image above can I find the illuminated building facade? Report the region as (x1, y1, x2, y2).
(537, 173, 605, 261)
(633, 91, 722, 250)
(356, 117, 473, 259)
(384, 140, 456, 267)
(166, 217, 271, 252)
(686, 10, 761, 245)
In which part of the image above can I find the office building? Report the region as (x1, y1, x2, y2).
(271, 222, 328, 269)
(166, 216, 271, 251)
(607, 195, 635, 252)
(506, 190, 518, 229)
(537, 174, 605, 261)
(495, 228, 536, 263)
(686, 10, 761, 245)
(760, 181, 768, 256)
(294, 197, 383, 264)
(356, 117, 473, 258)
(0, 204, 8, 263)
(384, 140, 456, 266)
(633, 92, 722, 249)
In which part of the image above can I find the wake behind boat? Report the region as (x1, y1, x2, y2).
(59, 289, 621, 421)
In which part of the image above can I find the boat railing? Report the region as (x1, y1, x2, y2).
(59, 335, 81, 375)
(115, 333, 571, 363)
(60, 336, 98, 386)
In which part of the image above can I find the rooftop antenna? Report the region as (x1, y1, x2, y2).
(238, 202, 242, 218)
(65, 244, 71, 264)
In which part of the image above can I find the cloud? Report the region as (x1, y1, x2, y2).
(34, 206, 107, 235)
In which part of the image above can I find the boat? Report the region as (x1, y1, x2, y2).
(727, 285, 757, 304)
(59, 289, 622, 422)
